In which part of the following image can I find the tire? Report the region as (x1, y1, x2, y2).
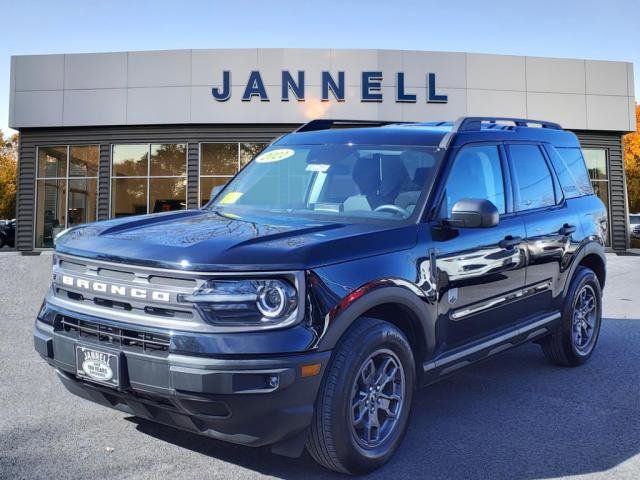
(306, 318, 415, 474)
(541, 266, 602, 366)
(0, 235, 5, 248)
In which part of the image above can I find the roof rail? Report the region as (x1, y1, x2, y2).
(438, 116, 563, 149)
(295, 119, 404, 133)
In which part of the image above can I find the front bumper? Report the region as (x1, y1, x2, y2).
(34, 317, 330, 453)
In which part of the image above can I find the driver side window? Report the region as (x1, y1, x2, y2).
(444, 145, 505, 217)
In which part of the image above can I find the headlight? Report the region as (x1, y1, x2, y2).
(180, 278, 299, 328)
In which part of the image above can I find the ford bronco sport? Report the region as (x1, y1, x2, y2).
(34, 117, 607, 474)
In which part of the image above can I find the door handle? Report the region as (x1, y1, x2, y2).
(499, 235, 523, 249)
(559, 224, 576, 236)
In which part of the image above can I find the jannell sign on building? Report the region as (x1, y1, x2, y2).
(9, 49, 636, 130)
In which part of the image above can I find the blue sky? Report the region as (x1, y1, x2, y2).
(1, 0, 637, 134)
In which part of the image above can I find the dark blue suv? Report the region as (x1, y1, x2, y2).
(34, 117, 607, 474)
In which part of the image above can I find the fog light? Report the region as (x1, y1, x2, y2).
(267, 375, 279, 389)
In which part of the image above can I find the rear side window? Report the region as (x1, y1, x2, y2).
(546, 146, 593, 198)
(508, 144, 556, 211)
(444, 145, 505, 216)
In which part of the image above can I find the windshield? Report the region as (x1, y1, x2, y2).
(207, 143, 442, 221)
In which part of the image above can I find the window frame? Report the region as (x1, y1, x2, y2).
(434, 141, 513, 221)
(198, 142, 268, 207)
(582, 147, 612, 246)
(504, 142, 564, 214)
(109, 142, 188, 218)
(34, 144, 99, 249)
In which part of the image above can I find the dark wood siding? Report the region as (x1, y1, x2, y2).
(573, 130, 628, 252)
(15, 124, 297, 251)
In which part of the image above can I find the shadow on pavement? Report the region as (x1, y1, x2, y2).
(128, 318, 640, 479)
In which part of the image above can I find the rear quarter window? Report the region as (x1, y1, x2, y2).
(507, 144, 556, 211)
(546, 146, 593, 198)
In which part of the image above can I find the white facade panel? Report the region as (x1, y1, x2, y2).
(401, 51, 466, 89)
(13, 90, 62, 127)
(127, 87, 191, 124)
(63, 89, 127, 126)
(64, 52, 127, 89)
(193, 49, 258, 86)
(14, 54, 64, 91)
(467, 89, 527, 117)
(586, 95, 630, 131)
(466, 53, 526, 91)
(526, 92, 587, 129)
(128, 50, 191, 88)
(585, 60, 629, 96)
(526, 57, 586, 94)
(9, 49, 635, 132)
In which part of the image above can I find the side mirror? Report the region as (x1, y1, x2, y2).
(210, 185, 224, 202)
(450, 198, 499, 228)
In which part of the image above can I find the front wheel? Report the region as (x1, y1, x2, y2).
(306, 318, 415, 474)
(541, 266, 602, 366)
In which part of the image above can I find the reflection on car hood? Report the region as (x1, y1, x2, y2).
(55, 209, 417, 271)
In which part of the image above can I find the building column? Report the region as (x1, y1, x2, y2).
(97, 144, 111, 221)
(187, 142, 199, 209)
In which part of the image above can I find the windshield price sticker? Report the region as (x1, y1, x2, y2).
(255, 148, 295, 163)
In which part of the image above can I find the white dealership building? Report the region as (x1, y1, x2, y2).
(8, 48, 636, 251)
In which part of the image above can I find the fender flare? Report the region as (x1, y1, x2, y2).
(562, 240, 606, 298)
(315, 285, 436, 357)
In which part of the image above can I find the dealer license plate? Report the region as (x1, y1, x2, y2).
(75, 346, 120, 388)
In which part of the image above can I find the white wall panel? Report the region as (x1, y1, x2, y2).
(9, 49, 634, 132)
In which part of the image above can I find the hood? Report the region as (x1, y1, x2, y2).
(55, 209, 417, 271)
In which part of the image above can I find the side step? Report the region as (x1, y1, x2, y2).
(423, 312, 561, 377)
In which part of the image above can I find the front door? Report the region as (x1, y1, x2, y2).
(432, 143, 527, 349)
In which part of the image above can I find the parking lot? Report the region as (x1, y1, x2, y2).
(1, 251, 639, 480)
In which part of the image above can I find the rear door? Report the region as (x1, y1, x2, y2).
(433, 143, 527, 349)
(505, 143, 580, 314)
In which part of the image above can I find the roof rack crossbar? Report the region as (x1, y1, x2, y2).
(295, 119, 405, 133)
(438, 116, 563, 149)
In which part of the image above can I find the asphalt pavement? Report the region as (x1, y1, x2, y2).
(1, 251, 639, 480)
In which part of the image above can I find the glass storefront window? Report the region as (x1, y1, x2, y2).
(200, 177, 229, 206)
(150, 178, 187, 213)
(112, 144, 149, 176)
(110, 143, 187, 218)
(70, 146, 99, 177)
(201, 143, 239, 176)
(583, 148, 610, 246)
(35, 145, 98, 248)
(38, 146, 67, 178)
(584, 149, 607, 181)
(240, 143, 267, 167)
(199, 142, 267, 206)
(151, 143, 187, 176)
(111, 178, 147, 217)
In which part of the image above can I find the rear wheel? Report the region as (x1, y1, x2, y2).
(541, 267, 602, 366)
(0, 234, 5, 248)
(307, 318, 415, 474)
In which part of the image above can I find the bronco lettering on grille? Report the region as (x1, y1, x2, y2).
(60, 275, 171, 302)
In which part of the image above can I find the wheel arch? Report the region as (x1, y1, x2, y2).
(563, 241, 606, 297)
(316, 286, 436, 364)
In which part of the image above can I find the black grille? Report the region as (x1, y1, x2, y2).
(56, 316, 171, 355)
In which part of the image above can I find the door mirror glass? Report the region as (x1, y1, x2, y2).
(450, 198, 499, 228)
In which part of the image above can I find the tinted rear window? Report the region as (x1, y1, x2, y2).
(508, 144, 556, 211)
(546, 146, 593, 198)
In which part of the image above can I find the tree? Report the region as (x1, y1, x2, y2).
(624, 104, 640, 214)
(0, 131, 18, 219)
